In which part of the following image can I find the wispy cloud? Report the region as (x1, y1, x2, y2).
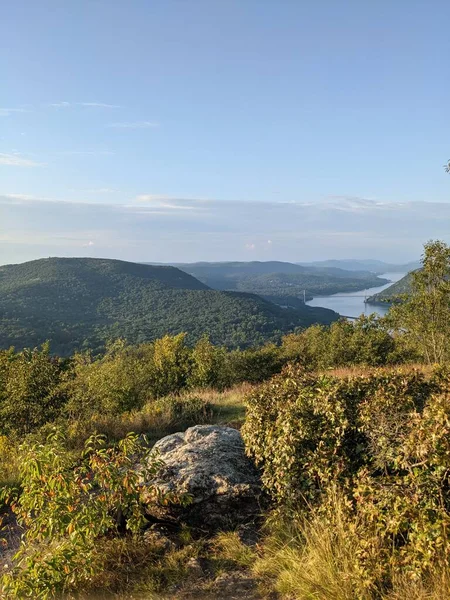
(69, 188, 120, 194)
(48, 102, 120, 109)
(0, 153, 43, 167)
(134, 194, 206, 211)
(0, 108, 30, 117)
(56, 150, 114, 156)
(48, 101, 71, 108)
(2, 194, 449, 264)
(107, 121, 158, 129)
(79, 102, 120, 108)
(3, 193, 44, 201)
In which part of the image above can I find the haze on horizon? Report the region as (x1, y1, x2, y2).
(1, 1, 449, 266)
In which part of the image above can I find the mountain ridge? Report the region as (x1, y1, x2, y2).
(0, 257, 338, 354)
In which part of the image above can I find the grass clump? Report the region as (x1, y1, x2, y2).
(254, 491, 374, 600)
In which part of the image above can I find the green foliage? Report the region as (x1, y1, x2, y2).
(154, 393, 214, 427)
(148, 333, 191, 397)
(0, 314, 425, 442)
(0, 435, 19, 485)
(367, 272, 414, 303)
(0, 343, 65, 435)
(177, 260, 389, 299)
(281, 314, 403, 369)
(228, 343, 284, 384)
(64, 334, 191, 420)
(63, 340, 147, 419)
(389, 240, 450, 364)
(0, 430, 173, 599)
(243, 365, 450, 587)
(0, 257, 338, 354)
(188, 336, 230, 389)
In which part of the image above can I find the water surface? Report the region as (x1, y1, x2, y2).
(306, 272, 406, 319)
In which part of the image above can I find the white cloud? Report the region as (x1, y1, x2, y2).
(57, 150, 114, 156)
(83, 240, 95, 247)
(48, 101, 71, 108)
(134, 194, 206, 211)
(79, 102, 120, 108)
(2, 194, 450, 264)
(0, 108, 29, 117)
(48, 102, 120, 109)
(107, 121, 158, 129)
(74, 188, 120, 194)
(3, 193, 43, 201)
(0, 153, 43, 167)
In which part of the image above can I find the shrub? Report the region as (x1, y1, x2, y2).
(0, 435, 19, 486)
(228, 343, 284, 384)
(188, 336, 231, 390)
(0, 430, 180, 599)
(243, 365, 450, 588)
(0, 344, 65, 435)
(62, 339, 150, 419)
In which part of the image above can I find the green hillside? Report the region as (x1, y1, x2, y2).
(300, 259, 420, 273)
(170, 261, 388, 301)
(0, 257, 338, 354)
(366, 272, 414, 304)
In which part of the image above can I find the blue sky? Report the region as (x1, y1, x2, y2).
(1, 0, 450, 265)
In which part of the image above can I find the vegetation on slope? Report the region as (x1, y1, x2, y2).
(301, 258, 420, 273)
(173, 260, 389, 302)
(1, 241, 450, 599)
(366, 271, 414, 303)
(244, 364, 450, 598)
(0, 257, 338, 355)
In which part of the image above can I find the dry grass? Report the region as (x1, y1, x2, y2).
(323, 363, 432, 379)
(386, 570, 450, 600)
(212, 531, 256, 568)
(78, 533, 206, 599)
(64, 384, 250, 449)
(254, 492, 375, 600)
(253, 487, 450, 600)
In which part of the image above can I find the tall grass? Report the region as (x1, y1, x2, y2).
(63, 383, 250, 449)
(253, 489, 450, 600)
(254, 491, 375, 600)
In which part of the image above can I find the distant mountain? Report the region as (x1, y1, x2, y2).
(0, 257, 338, 355)
(366, 272, 414, 304)
(299, 259, 421, 274)
(166, 261, 389, 301)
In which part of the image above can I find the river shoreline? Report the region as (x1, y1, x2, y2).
(306, 273, 406, 319)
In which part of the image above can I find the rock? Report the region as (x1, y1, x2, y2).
(143, 425, 262, 529)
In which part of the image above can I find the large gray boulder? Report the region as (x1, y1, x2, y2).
(144, 425, 262, 529)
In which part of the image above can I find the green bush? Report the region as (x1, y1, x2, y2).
(243, 366, 449, 586)
(0, 343, 65, 435)
(281, 315, 411, 370)
(0, 430, 180, 599)
(187, 336, 231, 389)
(243, 365, 432, 506)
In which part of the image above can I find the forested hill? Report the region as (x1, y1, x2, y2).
(366, 272, 414, 304)
(168, 260, 389, 301)
(0, 257, 338, 355)
(299, 259, 420, 273)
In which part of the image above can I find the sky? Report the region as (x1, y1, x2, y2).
(1, 0, 450, 265)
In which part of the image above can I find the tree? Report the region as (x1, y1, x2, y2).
(0, 343, 65, 435)
(389, 240, 450, 364)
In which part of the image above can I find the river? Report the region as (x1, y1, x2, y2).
(306, 272, 406, 319)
